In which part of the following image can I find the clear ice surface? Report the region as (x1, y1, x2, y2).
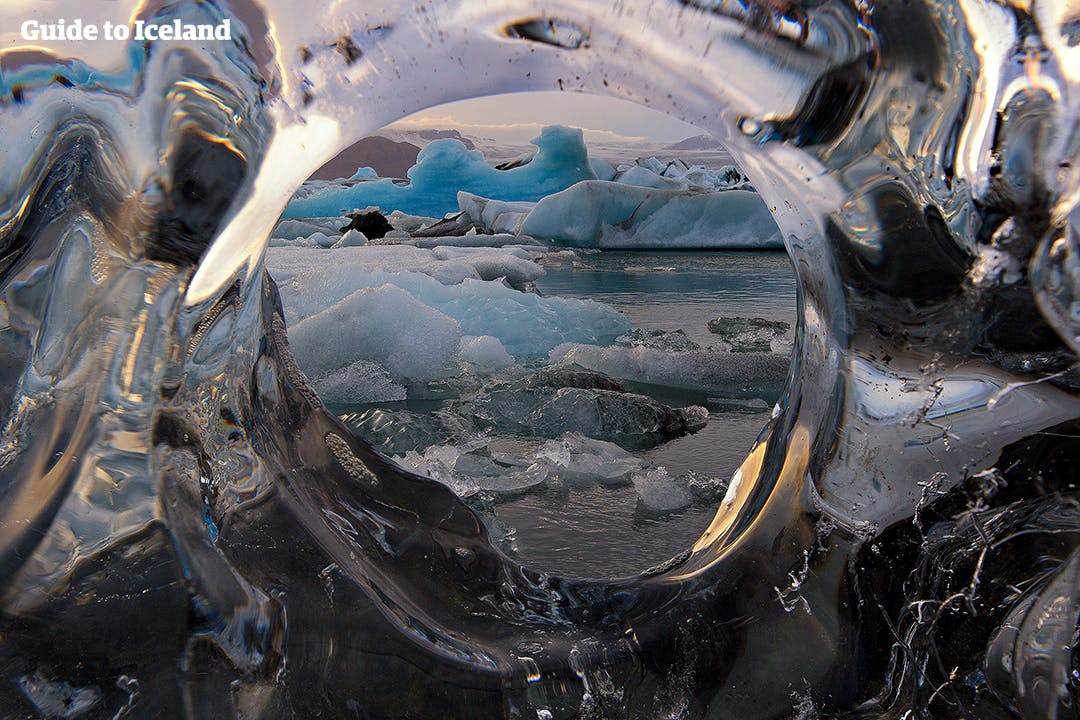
(0, 0, 1078, 718)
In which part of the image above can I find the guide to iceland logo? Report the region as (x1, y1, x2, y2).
(19, 17, 232, 42)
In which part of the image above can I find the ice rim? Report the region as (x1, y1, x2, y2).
(0, 0, 1078, 718)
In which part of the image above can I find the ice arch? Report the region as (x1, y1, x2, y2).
(0, 0, 1077, 718)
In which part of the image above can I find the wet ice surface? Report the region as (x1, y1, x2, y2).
(317, 250, 795, 578)
(3, 0, 1079, 716)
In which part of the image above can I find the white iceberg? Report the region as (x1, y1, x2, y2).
(267, 245, 630, 364)
(611, 158, 753, 192)
(519, 182, 782, 249)
(289, 283, 462, 382)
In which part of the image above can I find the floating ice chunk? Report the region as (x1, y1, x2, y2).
(616, 328, 701, 352)
(408, 234, 541, 249)
(309, 359, 407, 405)
(282, 125, 597, 219)
(535, 249, 579, 267)
(267, 247, 629, 359)
(549, 343, 789, 396)
(466, 376, 707, 448)
(386, 210, 442, 234)
(631, 467, 693, 512)
(637, 157, 667, 175)
(395, 432, 643, 498)
(270, 230, 339, 248)
(290, 283, 461, 382)
(589, 157, 617, 181)
(267, 247, 479, 313)
(459, 335, 515, 370)
(613, 164, 688, 190)
(428, 246, 545, 287)
(602, 158, 756, 193)
(269, 235, 315, 248)
(272, 217, 349, 240)
(272, 221, 326, 243)
(412, 212, 480, 238)
(518, 182, 782, 249)
(351, 166, 378, 180)
(330, 229, 367, 248)
(343, 407, 477, 456)
(396, 442, 549, 496)
(457, 191, 535, 234)
(661, 159, 689, 179)
(532, 433, 641, 483)
(713, 165, 754, 190)
(707, 316, 791, 352)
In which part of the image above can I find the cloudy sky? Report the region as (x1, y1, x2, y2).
(389, 91, 703, 146)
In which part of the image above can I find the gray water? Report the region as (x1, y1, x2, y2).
(534, 250, 797, 347)
(506, 251, 796, 576)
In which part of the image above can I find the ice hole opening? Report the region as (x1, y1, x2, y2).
(266, 92, 798, 579)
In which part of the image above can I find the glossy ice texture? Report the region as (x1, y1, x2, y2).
(0, 0, 1077, 718)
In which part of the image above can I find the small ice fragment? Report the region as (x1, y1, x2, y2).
(631, 467, 692, 512)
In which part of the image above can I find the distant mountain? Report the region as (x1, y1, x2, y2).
(666, 134, 723, 151)
(309, 130, 486, 180)
(411, 129, 476, 150)
(309, 136, 421, 180)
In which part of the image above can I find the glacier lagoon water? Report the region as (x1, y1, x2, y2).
(327, 250, 796, 579)
(534, 251, 796, 348)
(0, 0, 1079, 718)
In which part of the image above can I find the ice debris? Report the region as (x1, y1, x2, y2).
(462, 371, 707, 449)
(631, 467, 693, 512)
(615, 328, 701, 353)
(550, 343, 790, 397)
(393, 433, 644, 498)
(707, 316, 791, 352)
